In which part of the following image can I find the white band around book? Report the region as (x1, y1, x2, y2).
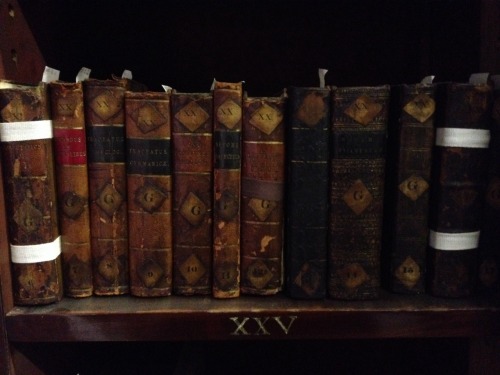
(435, 128, 490, 148)
(10, 236, 61, 264)
(429, 230, 480, 251)
(0, 120, 53, 142)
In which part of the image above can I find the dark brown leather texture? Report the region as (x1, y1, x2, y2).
(428, 82, 493, 298)
(83, 79, 129, 295)
(328, 85, 390, 300)
(49, 81, 93, 298)
(125, 91, 172, 297)
(240, 94, 286, 295)
(285, 86, 331, 299)
(171, 92, 213, 295)
(0, 82, 63, 305)
(385, 83, 436, 294)
(212, 80, 243, 298)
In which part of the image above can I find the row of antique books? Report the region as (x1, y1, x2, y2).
(0, 68, 498, 305)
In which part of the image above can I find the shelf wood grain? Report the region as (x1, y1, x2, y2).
(6, 292, 500, 342)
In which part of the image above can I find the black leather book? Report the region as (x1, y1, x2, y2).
(285, 86, 331, 299)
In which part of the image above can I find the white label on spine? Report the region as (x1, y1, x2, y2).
(435, 128, 490, 148)
(0, 120, 53, 142)
(429, 230, 480, 251)
(10, 236, 61, 264)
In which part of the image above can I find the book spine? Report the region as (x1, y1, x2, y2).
(83, 79, 129, 295)
(212, 81, 243, 298)
(241, 95, 286, 295)
(477, 77, 500, 296)
(386, 84, 436, 294)
(49, 81, 93, 298)
(0, 82, 63, 305)
(285, 86, 330, 299)
(329, 85, 390, 300)
(171, 92, 213, 295)
(125, 91, 173, 297)
(428, 82, 493, 298)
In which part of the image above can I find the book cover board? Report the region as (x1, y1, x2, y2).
(171, 92, 213, 295)
(240, 93, 286, 295)
(125, 91, 173, 297)
(328, 85, 390, 300)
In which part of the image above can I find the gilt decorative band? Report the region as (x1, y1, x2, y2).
(435, 128, 490, 148)
(0, 120, 53, 142)
(429, 230, 480, 251)
(10, 236, 62, 264)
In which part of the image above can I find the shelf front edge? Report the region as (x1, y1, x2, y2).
(5, 294, 500, 342)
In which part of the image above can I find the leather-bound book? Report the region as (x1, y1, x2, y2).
(125, 91, 173, 297)
(49, 81, 93, 298)
(0, 81, 63, 305)
(428, 75, 493, 298)
(240, 92, 286, 295)
(212, 80, 243, 298)
(285, 86, 331, 299)
(171, 92, 213, 295)
(83, 78, 129, 295)
(384, 80, 436, 294)
(329, 85, 390, 300)
(477, 75, 500, 296)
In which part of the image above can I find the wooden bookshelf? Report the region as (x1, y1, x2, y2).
(1, 0, 500, 374)
(5, 293, 500, 342)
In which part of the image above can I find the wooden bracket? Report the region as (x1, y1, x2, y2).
(0, 0, 45, 83)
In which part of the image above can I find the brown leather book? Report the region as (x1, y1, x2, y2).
(171, 92, 213, 295)
(49, 81, 93, 298)
(477, 75, 500, 296)
(428, 75, 493, 298)
(83, 78, 129, 295)
(240, 92, 286, 295)
(212, 80, 243, 298)
(0, 81, 63, 305)
(385, 82, 436, 294)
(125, 91, 173, 297)
(329, 85, 390, 300)
(285, 86, 331, 299)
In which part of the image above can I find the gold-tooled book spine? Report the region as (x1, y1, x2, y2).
(0, 82, 63, 305)
(171, 92, 213, 295)
(49, 81, 93, 297)
(240, 94, 285, 295)
(125, 91, 173, 297)
(285, 86, 331, 299)
(212, 81, 243, 298)
(329, 85, 390, 300)
(83, 79, 129, 296)
(385, 83, 436, 294)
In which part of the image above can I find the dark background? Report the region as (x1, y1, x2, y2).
(19, 0, 480, 95)
(14, 1, 481, 374)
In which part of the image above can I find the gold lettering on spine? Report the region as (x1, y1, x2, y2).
(343, 179, 373, 215)
(403, 93, 435, 123)
(344, 95, 382, 126)
(216, 99, 241, 129)
(399, 175, 429, 201)
(249, 102, 282, 135)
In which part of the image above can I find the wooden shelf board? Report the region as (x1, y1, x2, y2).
(6, 291, 500, 342)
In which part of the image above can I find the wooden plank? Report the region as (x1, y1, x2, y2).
(5, 292, 500, 342)
(0, 0, 45, 83)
